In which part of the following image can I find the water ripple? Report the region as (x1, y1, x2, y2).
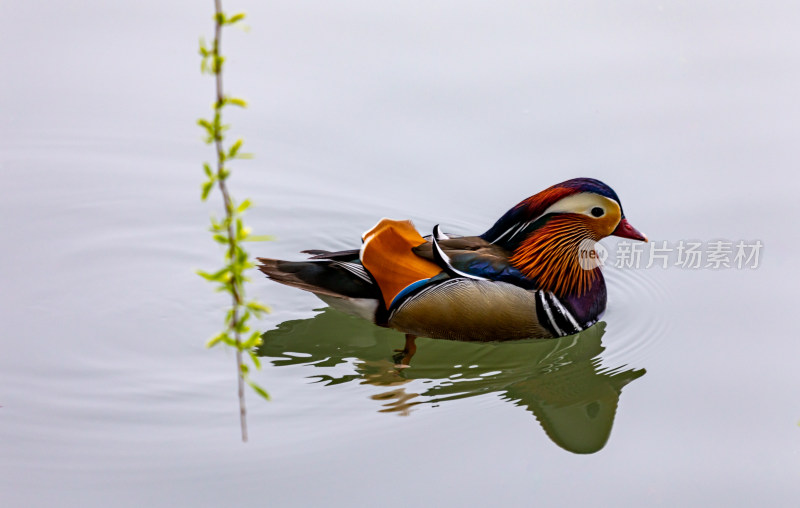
(601, 264, 671, 367)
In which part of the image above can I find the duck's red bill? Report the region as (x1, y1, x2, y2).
(612, 218, 648, 242)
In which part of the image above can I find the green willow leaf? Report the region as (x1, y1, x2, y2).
(228, 139, 243, 158)
(205, 333, 227, 348)
(213, 55, 225, 73)
(249, 351, 261, 370)
(243, 330, 262, 349)
(247, 379, 270, 401)
(245, 301, 270, 315)
(236, 199, 251, 214)
(228, 13, 246, 24)
(243, 234, 276, 242)
(201, 181, 213, 200)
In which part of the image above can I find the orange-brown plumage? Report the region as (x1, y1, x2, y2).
(510, 215, 601, 297)
(360, 219, 442, 308)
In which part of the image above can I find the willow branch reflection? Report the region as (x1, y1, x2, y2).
(257, 308, 645, 454)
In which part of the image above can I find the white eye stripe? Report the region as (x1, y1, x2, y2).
(488, 193, 620, 244)
(542, 193, 619, 218)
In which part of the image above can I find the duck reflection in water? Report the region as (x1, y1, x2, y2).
(258, 308, 645, 454)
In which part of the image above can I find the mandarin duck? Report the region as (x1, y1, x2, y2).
(258, 178, 647, 363)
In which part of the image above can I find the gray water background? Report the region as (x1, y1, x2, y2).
(1, 1, 799, 506)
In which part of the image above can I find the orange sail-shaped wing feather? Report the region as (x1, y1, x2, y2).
(360, 218, 442, 308)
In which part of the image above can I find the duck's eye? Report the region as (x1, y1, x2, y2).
(590, 207, 604, 218)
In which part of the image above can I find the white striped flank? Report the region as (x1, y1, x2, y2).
(537, 290, 565, 336)
(547, 291, 583, 333)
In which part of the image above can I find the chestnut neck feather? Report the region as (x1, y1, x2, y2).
(509, 215, 601, 298)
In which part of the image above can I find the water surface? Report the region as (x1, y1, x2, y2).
(1, 1, 799, 506)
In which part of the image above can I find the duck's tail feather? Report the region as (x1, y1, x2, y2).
(257, 257, 378, 300)
(301, 248, 361, 261)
